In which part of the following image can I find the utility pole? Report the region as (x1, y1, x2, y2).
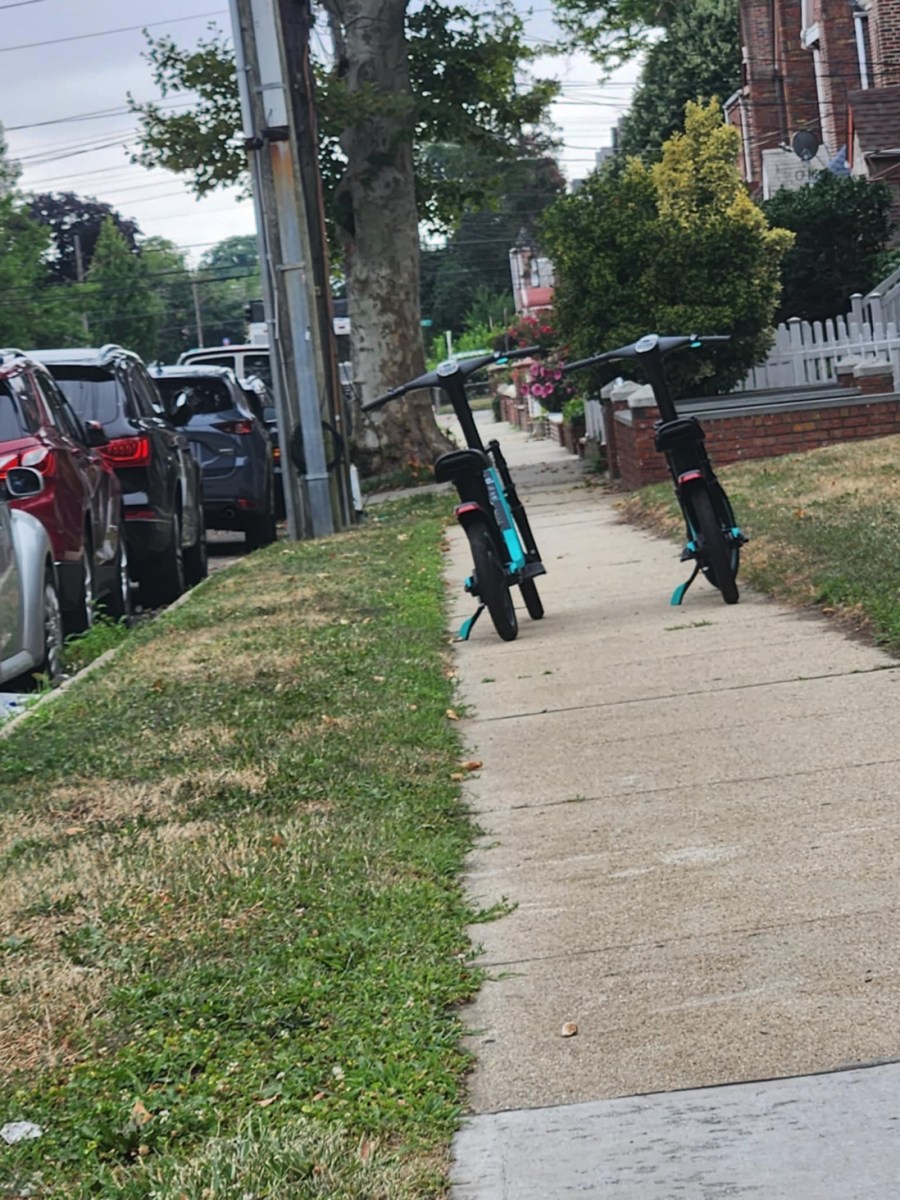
(73, 234, 89, 337)
(228, 0, 336, 539)
(277, 0, 354, 529)
(191, 278, 205, 347)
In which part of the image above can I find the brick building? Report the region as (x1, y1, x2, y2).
(726, 0, 900, 217)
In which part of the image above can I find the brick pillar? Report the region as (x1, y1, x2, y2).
(869, 0, 900, 87)
(817, 0, 862, 154)
(835, 357, 858, 389)
(854, 359, 895, 395)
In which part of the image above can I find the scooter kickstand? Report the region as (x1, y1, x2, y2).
(670, 562, 701, 606)
(457, 605, 486, 641)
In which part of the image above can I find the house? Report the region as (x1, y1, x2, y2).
(726, 0, 900, 225)
(508, 239, 554, 318)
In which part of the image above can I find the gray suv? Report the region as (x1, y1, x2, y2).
(153, 364, 277, 548)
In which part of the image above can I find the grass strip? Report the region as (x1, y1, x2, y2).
(0, 492, 480, 1199)
(620, 433, 900, 651)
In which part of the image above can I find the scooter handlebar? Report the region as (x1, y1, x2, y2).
(362, 344, 544, 410)
(562, 333, 731, 375)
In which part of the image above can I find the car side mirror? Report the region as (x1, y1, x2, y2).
(84, 420, 109, 448)
(6, 466, 45, 498)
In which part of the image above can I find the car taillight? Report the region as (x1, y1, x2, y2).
(273, 446, 281, 462)
(21, 446, 56, 476)
(213, 419, 254, 435)
(102, 435, 151, 466)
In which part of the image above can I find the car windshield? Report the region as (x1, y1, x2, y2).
(0, 382, 40, 439)
(47, 367, 122, 423)
(158, 377, 234, 415)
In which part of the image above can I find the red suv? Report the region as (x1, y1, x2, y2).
(0, 349, 130, 633)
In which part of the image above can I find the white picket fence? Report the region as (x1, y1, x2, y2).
(738, 269, 900, 392)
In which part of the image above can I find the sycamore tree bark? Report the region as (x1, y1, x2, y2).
(322, 0, 451, 477)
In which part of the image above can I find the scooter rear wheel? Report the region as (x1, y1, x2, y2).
(466, 521, 518, 641)
(692, 487, 739, 605)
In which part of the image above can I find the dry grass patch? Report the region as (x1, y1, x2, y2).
(0, 960, 108, 1074)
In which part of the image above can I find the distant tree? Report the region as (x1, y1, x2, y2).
(0, 135, 82, 347)
(0, 195, 83, 348)
(420, 145, 564, 337)
(128, 6, 558, 475)
(193, 235, 261, 348)
(616, 0, 739, 160)
(761, 172, 895, 324)
(85, 218, 163, 359)
(541, 101, 794, 397)
(552, 0, 672, 70)
(139, 236, 197, 363)
(27, 192, 141, 285)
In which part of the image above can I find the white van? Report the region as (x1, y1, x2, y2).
(178, 344, 273, 390)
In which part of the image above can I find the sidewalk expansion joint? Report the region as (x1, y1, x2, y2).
(471, 902, 900, 972)
(467, 660, 900, 726)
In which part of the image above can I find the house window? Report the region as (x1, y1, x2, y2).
(801, 0, 820, 48)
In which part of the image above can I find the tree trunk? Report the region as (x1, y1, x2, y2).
(324, 0, 451, 477)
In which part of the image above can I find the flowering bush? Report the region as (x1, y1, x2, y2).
(497, 313, 577, 414)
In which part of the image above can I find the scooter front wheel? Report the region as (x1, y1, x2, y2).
(519, 578, 544, 620)
(466, 521, 519, 641)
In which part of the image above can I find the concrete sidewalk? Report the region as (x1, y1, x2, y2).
(447, 416, 900, 1198)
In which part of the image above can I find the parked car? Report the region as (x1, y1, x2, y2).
(31, 345, 207, 607)
(178, 343, 273, 391)
(152, 364, 277, 548)
(239, 374, 284, 519)
(0, 467, 64, 687)
(0, 348, 129, 633)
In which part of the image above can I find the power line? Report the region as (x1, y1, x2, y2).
(0, 9, 229, 54)
(6, 99, 196, 134)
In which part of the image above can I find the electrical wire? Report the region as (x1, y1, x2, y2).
(0, 10, 229, 54)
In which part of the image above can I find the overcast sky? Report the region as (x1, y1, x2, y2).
(1, 1, 638, 265)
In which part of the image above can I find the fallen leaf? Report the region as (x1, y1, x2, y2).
(271, 834, 286, 849)
(130, 1100, 152, 1127)
(450, 772, 466, 782)
(359, 1139, 376, 1164)
(561, 1022, 578, 1038)
(445, 709, 459, 720)
(256, 1096, 278, 1108)
(312, 1091, 326, 1101)
(460, 760, 483, 771)
(65, 826, 85, 837)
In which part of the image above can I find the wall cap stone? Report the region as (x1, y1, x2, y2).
(853, 358, 893, 378)
(627, 384, 657, 409)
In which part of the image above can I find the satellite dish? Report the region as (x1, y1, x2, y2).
(792, 130, 820, 162)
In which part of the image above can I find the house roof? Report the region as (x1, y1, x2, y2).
(849, 86, 900, 159)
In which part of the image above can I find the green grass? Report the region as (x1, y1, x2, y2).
(61, 612, 133, 676)
(620, 433, 900, 652)
(0, 491, 480, 1199)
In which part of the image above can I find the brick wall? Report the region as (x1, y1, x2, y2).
(737, 0, 822, 190)
(609, 364, 900, 490)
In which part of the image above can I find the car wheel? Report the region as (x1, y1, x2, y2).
(184, 505, 209, 586)
(143, 510, 185, 607)
(102, 526, 132, 622)
(39, 566, 65, 684)
(66, 539, 95, 636)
